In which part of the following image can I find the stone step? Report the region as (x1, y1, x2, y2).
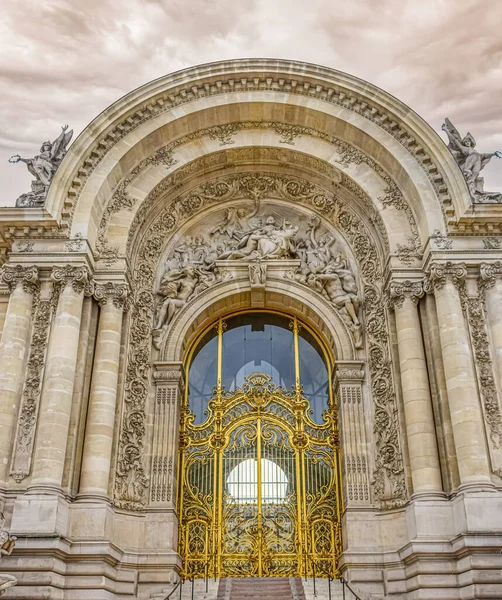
(218, 577, 306, 600)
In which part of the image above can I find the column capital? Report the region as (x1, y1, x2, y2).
(94, 282, 129, 309)
(52, 264, 93, 295)
(153, 361, 185, 384)
(385, 279, 424, 309)
(0, 265, 38, 294)
(480, 261, 502, 289)
(426, 261, 467, 292)
(334, 361, 365, 387)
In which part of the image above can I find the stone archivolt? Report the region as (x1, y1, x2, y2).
(96, 121, 418, 265)
(57, 66, 455, 233)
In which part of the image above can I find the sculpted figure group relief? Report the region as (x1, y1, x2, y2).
(152, 201, 362, 348)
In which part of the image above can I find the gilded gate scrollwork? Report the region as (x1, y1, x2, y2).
(178, 316, 342, 579)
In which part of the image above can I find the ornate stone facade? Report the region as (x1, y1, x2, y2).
(0, 59, 501, 600)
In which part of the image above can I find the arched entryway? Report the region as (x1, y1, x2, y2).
(178, 311, 342, 579)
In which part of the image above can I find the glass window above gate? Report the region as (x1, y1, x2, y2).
(187, 311, 332, 424)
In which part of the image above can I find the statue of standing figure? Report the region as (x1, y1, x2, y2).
(442, 118, 502, 203)
(9, 125, 73, 207)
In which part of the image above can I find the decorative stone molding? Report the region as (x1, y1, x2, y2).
(483, 237, 501, 250)
(95, 147, 177, 264)
(126, 146, 390, 258)
(94, 282, 129, 309)
(113, 170, 407, 511)
(0, 265, 38, 294)
(10, 286, 57, 483)
(95, 122, 416, 263)
(431, 229, 453, 249)
(51, 264, 92, 295)
(0, 511, 17, 594)
(427, 261, 467, 291)
(58, 66, 453, 235)
(462, 285, 502, 449)
(64, 233, 84, 253)
(386, 280, 425, 309)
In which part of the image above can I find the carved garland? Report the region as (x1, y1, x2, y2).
(96, 121, 416, 263)
(10, 289, 57, 482)
(113, 171, 407, 510)
(61, 72, 452, 235)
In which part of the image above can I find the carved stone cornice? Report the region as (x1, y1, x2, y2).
(385, 279, 424, 309)
(0, 265, 38, 294)
(427, 261, 467, 291)
(51, 265, 92, 295)
(480, 261, 502, 290)
(94, 282, 129, 309)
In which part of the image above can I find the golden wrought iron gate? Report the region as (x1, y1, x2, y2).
(178, 314, 342, 579)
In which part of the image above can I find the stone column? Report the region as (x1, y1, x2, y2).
(388, 280, 443, 497)
(78, 283, 128, 499)
(0, 266, 38, 483)
(335, 362, 371, 507)
(428, 262, 491, 488)
(29, 265, 92, 491)
(150, 362, 185, 508)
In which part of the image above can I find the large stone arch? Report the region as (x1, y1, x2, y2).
(3, 59, 502, 600)
(43, 59, 468, 254)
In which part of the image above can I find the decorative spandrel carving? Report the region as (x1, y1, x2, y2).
(442, 118, 502, 204)
(152, 203, 362, 349)
(9, 125, 73, 208)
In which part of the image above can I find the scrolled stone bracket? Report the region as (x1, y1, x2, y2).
(0, 265, 39, 295)
(94, 281, 129, 309)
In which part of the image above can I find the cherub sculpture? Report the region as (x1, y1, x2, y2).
(442, 118, 502, 203)
(9, 125, 73, 207)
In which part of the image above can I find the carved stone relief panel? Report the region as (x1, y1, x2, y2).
(152, 200, 362, 351)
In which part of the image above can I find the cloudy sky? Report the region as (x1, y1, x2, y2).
(1, 0, 501, 206)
